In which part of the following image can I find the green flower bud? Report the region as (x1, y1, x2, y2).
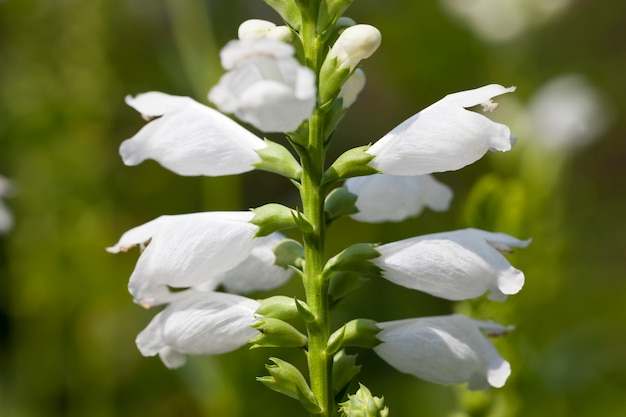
(322, 146, 379, 186)
(251, 203, 312, 236)
(328, 271, 369, 305)
(257, 358, 321, 414)
(333, 350, 361, 397)
(322, 243, 381, 280)
(256, 295, 301, 322)
(328, 319, 381, 350)
(325, 186, 359, 222)
(254, 139, 302, 180)
(340, 384, 389, 417)
(250, 317, 308, 348)
(273, 239, 305, 270)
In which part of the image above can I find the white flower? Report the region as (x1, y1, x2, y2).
(328, 24, 382, 70)
(121, 92, 266, 176)
(218, 233, 293, 294)
(528, 74, 610, 152)
(209, 39, 316, 133)
(345, 173, 452, 223)
(372, 228, 530, 301)
(338, 68, 366, 108)
(374, 314, 512, 390)
(367, 84, 516, 176)
(107, 212, 259, 308)
(136, 291, 259, 369)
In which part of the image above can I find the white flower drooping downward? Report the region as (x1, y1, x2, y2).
(209, 38, 316, 133)
(121, 92, 267, 176)
(345, 173, 453, 223)
(372, 228, 531, 301)
(136, 291, 260, 369)
(367, 84, 517, 175)
(107, 211, 260, 308)
(374, 314, 512, 390)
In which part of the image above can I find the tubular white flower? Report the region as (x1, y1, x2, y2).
(338, 68, 366, 108)
(136, 291, 260, 369)
(209, 39, 316, 133)
(107, 211, 259, 308)
(328, 24, 382, 70)
(121, 92, 266, 176)
(374, 314, 512, 390)
(372, 228, 531, 301)
(219, 233, 293, 293)
(367, 84, 517, 175)
(345, 173, 453, 223)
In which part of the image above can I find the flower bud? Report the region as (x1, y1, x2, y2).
(251, 203, 311, 236)
(332, 350, 361, 397)
(323, 243, 381, 279)
(256, 295, 301, 322)
(328, 319, 381, 352)
(250, 317, 308, 348)
(329, 24, 381, 71)
(257, 357, 321, 413)
(322, 145, 379, 186)
(339, 384, 389, 417)
(324, 186, 359, 221)
(254, 139, 302, 180)
(238, 19, 276, 39)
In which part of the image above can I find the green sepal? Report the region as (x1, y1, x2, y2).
(274, 239, 305, 269)
(333, 350, 361, 398)
(318, 56, 352, 106)
(323, 98, 349, 142)
(293, 209, 314, 234)
(254, 139, 302, 180)
(261, 0, 302, 31)
(322, 243, 381, 280)
(258, 357, 319, 412)
(295, 298, 316, 323)
(256, 296, 301, 322)
(325, 186, 358, 222)
(322, 146, 379, 186)
(326, 325, 346, 356)
(251, 203, 308, 236)
(328, 319, 381, 350)
(317, 0, 355, 34)
(329, 271, 369, 305)
(249, 317, 308, 349)
(340, 384, 389, 417)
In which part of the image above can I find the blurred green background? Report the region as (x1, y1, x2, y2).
(1, 0, 625, 416)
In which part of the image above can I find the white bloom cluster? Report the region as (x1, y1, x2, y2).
(111, 13, 529, 395)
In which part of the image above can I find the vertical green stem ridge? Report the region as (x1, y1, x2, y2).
(299, 4, 334, 416)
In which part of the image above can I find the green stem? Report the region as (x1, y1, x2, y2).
(299, 4, 335, 416)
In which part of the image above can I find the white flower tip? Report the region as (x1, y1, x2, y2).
(495, 268, 525, 298)
(332, 24, 382, 69)
(486, 360, 511, 388)
(238, 19, 276, 40)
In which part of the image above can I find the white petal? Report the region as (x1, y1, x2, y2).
(373, 228, 528, 301)
(136, 292, 260, 368)
(328, 24, 382, 70)
(367, 85, 516, 175)
(237, 19, 276, 40)
(220, 233, 293, 293)
(121, 92, 266, 176)
(346, 174, 452, 223)
(339, 68, 366, 109)
(374, 315, 511, 389)
(107, 212, 258, 307)
(210, 39, 316, 133)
